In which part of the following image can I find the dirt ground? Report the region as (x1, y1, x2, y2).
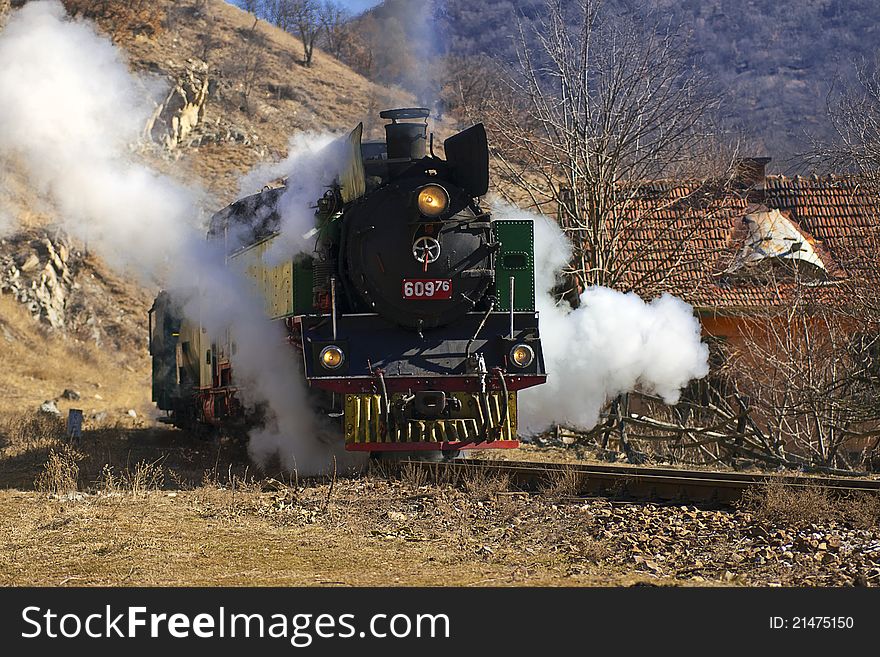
(1, 414, 879, 587)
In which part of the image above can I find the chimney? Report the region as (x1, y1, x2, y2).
(380, 107, 429, 161)
(734, 157, 771, 188)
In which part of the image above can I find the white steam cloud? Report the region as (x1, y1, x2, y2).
(239, 131, 343, 265)
(494, 202, 710, 434)
(0, 0, 186, 277)
(0, 1, 361, 475)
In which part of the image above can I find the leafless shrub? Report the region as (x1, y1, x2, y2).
(98, 460, 164, 495)
(461, 468, 510, 501)
(36, 446, 81, 496)
(0, 411, 65, 449)
(62, 0, 166, 39)
(542, 468, 586, 498)
(739, 481, 878, 527)
(743, 482, 837, 525)
(397, 461, 430, 489)
(223, 17, 267, 114)
(844, 493, 880, 530)
(724, 269, 880, 471)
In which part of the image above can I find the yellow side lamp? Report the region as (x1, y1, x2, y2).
(320, 345, 345, 369)
(510, 344, 535, 368)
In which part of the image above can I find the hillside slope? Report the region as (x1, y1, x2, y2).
(104, 0, 410, 200)
(0, 0, 410, 418)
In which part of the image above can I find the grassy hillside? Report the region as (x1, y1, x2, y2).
(103, 0, 410, 200)
(0, 0, 410, 417)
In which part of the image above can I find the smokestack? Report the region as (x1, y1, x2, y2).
(381, 107, 429, 160)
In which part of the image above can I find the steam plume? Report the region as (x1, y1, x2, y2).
(0, 1, 361, 475)
(494, 202, 710, 434)
(239, 131, 344, 265)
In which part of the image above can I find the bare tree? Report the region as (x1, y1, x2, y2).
(720, 260, 880, 472)
(479, 0, 736, 298)
(815, 59, 880, 194)
(287, 0, 320, 67)
(319, 0, 349, 60)
(224, 17, 266, 114)
(441, 54, 502, 120)
(236, 0, 263, 14)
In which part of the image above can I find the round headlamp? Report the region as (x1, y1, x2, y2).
(319, 345, 345, 370)
(510, 344, 535, 368)
(416, 185, 449, 218)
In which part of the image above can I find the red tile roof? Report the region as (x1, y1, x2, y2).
(611, 175, 880, 312)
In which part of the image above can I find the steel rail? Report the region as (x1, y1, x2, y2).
(394, 458, 880, 505)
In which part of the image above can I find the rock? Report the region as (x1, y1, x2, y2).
(39, 400, 60, 416)
(90, 411, 107, 423)
(1, 232, 73, 328)
(127, 409, 138, 418)
(147, 62, 211, 151)
(94, 394, 104, 400)
(18, 252, 39, 272)
(61, 389, 81, 401)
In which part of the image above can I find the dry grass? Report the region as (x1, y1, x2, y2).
(6, 418, 629, 587)
(35, 446, 81, 496)
(62, 0, 166, 39)
(542, 468, 587, 498)
(0, 411, 64, 449)
(741, 481, 880, 529)
(845, 493, 880, 530)
(98, 460, 165, 496)
(3, 424, 879, 587)
(378, 461, 512, 501)
(0, 296, 152, 420)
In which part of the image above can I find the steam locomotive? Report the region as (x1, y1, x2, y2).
(149, 109, 546, 454)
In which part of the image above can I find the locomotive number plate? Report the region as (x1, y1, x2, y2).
(402, 279, 452, 300)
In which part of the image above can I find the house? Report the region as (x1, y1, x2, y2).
(616, 159, 880, 343)
(589, 160, 880, 467)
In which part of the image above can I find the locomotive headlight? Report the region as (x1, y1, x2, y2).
(510, 344, 535, 368)
(417, 184, 449, 217)
(320, 345, 345, 370)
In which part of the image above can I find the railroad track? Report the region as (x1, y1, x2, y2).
(392, 458, 880, 505)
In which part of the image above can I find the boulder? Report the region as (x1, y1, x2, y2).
(39, 400, 60, 416)
(146, 61, 211, 151)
